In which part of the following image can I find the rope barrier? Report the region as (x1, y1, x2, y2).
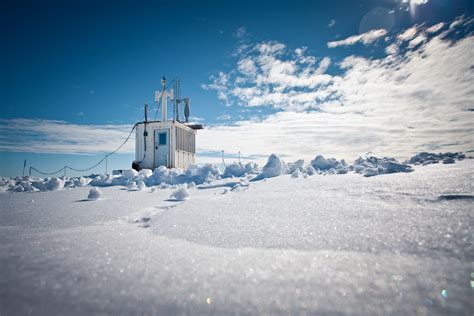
(30, 166, 66, 176)
(29, 123, 138, 177)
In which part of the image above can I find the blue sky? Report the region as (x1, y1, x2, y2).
(1, 0, 473, 176)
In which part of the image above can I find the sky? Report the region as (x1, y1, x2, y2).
(1, 0, 473, 176)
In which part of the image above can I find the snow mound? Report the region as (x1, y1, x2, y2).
(127, 181, 138, 191)
(405, 152, 466, 165)
(137, 180, 146, 191)
(138, 169, 153, 178)
(310, 155, 349, 174)
(74, 177, 90, 187)
(223, 162, 260, 178)
(122, 169, 138, 179)
(47, 178, 64, 191)
(353, 156, 413, 177)
(183, 163, 220, 184)
(87, 187, 102, 200)
(170, 188, 190, 201)
(286, 159, 305, 174)
(259, 154, 287, 179)
(147, 164, 220, 186)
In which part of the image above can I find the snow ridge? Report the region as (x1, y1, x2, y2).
(1, 152, 468, 193)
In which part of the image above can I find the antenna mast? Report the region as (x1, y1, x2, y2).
(154, 76, 174, 122)
(173, 77, 181, 121)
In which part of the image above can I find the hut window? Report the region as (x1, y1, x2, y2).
(158, 133, 167, 145)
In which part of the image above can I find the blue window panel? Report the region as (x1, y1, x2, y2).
(159, 133, 167, 145)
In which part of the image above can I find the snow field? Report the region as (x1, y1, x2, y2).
(0, 160, 472, 315)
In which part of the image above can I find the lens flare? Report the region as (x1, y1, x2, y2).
(409, 0, 428, 19)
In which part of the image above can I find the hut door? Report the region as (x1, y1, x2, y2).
(154, 129, 169, 167)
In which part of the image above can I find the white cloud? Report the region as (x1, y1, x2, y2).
(327, 29, 387, 48)
(201, 72, 231, 106)
(385, 43, 398, 55)
(204, 41, 335, 111)
(216, 114, 231, 120)
(426, 22, 445, 33)
(449, 15, 474, 30)
(0, 119, 134, 154)
(200, 21, 474, 162)
(408, 34, 427, 48)
(237, 58, 257, 76)
(328, 19, 336, 28)
(398, 26, 418, 41)
(235, 26, 246, 38)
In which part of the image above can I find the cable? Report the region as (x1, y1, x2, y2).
(65, 156, 107, 172)
(30, 166, 66, 176)
(30, 123, 138, 176)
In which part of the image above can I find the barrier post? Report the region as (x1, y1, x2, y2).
(22, 160, 27, 177)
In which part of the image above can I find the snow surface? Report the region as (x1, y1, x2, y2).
(0, 159, 473, 315)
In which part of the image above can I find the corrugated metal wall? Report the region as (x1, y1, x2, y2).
(176, 126, 195, 153)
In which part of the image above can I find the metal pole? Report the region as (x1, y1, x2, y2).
(238, 151, 241, 164)
(222, 150, 225, 171)
(22, 160, 27, 177)
(105, 155, 108, 175)
(64, 166, 67, 178)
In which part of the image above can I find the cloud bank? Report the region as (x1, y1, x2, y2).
(201, 17, 474, 161)
(0, 119, 134, 155)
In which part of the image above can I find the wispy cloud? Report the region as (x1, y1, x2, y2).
(327, 29, 387, 48)
(0, 119, 134, 154)
(328, 19, 336, 28)
(201, 17, 474, 162)
(204, 41, 334, 111)
(216, 114, 231, 120)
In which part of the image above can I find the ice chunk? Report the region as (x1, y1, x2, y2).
(443, 157, 455, 164)
(122, 169, 138, 180)
(74, 177, 89, 187)
(127, 181, 138, 191)
(170, 188, 190, 201)
(223, 163, 246, 178)
(47, 178, 64, 191)
(244, 162, 260, 174)
(362, 168, 379, 177)
(138, 169, 153, 178)
(184, 163, 220, 184)
(405, 152, 466, 165)
(260, 154, 286, 178)
(137, 180, 146, 191)
(87, 187, 102, 200)
(311, 155, 332, 170)
(304, 166, 317, 175)
(354, 156, 413, 177)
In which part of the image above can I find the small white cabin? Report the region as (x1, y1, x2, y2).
(134, 121, 197, 170)
(132, 77, 202, 170)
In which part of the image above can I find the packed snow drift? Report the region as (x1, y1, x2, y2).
(1, 152, 469, 193)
